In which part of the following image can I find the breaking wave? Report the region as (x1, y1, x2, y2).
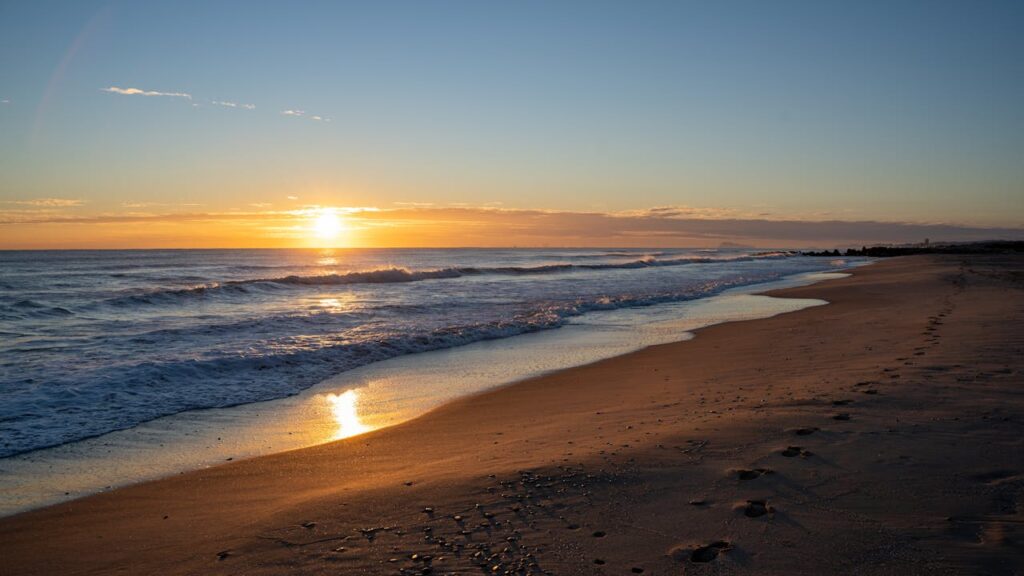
(100, 252, 794, 307)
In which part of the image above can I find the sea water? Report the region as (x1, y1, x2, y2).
(0, 248, 858, 513)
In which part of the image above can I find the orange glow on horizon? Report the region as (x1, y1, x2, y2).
(1, 203, 1000, 250)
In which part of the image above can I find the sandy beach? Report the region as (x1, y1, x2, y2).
(1, 254, 1022, 575)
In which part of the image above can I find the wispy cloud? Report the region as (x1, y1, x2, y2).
(99, 86, 334, 124)
(102, 86, 192, 99)
(3, 198, 84, 207)
(281, 109, 330, 122)
(212, 100, 255, 110)
(1, 99, 9, 104)
(617, 205, 756, 220)
(121, 202, 202, 209)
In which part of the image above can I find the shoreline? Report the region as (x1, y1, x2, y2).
(0, 268, 850, 517)
(2, 254, 1022, 575)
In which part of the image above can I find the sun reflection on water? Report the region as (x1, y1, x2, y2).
(318, 297, 346, 312)
(315, 291, 357, 313)
(325, 390, 369, 439)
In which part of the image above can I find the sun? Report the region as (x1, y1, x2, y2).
(311, 209, 345, 242)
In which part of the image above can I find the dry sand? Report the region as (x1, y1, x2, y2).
(1, 254, 1022, 575)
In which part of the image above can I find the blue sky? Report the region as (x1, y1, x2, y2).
(0, 1, 1022, 247)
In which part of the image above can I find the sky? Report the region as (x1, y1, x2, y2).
(1, 0, 1022, 248)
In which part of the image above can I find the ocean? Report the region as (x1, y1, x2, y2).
(0, 248, 852, 463)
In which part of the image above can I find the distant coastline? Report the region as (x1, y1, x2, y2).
(804, 239, 1024, 257)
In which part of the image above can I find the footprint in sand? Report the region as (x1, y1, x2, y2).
(741, 499, 772, 517)
(736, 468, 772, 480)
(780, 446, 812, 458)
(671, 537, 729, 561)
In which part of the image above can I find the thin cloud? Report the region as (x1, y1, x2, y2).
(121, 202, 202, 209)
(122, 202, 164, 208)
(281, 109, 330, 122)
(102, 86, 192, 99)
(618, 205, 751, 220)
(361, 206, 1024, 246)
(1, 99, 9, 104)
(99, 86, 330, 121)
(212, 100, 255, 110)
(0, 211, 290, 225)
(4, 198, 84, 207)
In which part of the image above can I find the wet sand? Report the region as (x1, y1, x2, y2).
(1, 254, 1022, 575)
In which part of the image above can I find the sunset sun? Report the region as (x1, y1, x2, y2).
(311, 209, 345, 243)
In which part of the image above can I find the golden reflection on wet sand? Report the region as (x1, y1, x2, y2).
(325, 389, 370, 439)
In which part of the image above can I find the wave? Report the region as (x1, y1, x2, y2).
(97, 252, 795, 308)
(553, 250, 669, 259)
(0, 300, 74, 320)
(0, 274, 779, 458)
